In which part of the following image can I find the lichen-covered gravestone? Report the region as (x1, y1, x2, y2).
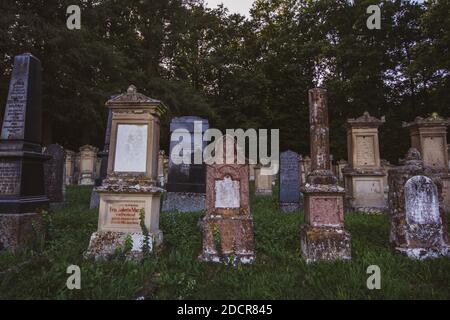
(199, 135, 255, 265)
(279, 150, 301, 212)
(388, 148, 450, 259)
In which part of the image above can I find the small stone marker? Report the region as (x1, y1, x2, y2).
(78, 145, 98, 186)
(254, 165, 273, 196)
(388, 148, 450, 259)
(279, 150, 301, 212)
(199, 135, 255, 265)
(44, 144, 65, 206)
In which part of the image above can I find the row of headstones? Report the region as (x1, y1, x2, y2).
(0, 54, 449, 264)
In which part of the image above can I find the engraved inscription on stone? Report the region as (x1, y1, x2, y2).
(422, 137, 446, 169)
(405, 176, 440, 225)
(354, 179, 383, 207)
(114, 124, 148, 172)
(1, 79, 27, 140)
(215, 176, 240, 208)
(280, 151, 300, 203)
(355, 135, 375, 166)
(310, 196, 343, 226)
(107, 203, 143, 226)
(0, 161, 21, 195)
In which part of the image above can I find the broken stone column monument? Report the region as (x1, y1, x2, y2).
(300, 88, 351, 263)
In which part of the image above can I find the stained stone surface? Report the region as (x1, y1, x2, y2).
(300, 88, 351, 263)
(388, 148, 450, 259)
(44, 144, 65, 203)
(279, 150, 301, 212)
(199, 135, 255, 265)
(162, 192, 206, 213)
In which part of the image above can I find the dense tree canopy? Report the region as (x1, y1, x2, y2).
(1, 0, 449, 163)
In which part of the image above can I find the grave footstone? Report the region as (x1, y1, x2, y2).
(279, 150, 301, 212)
(44, 144, 65, 208)
(162, 116, 209, 212)
(388, 148, 450, 259)
(0, 53, 49, 252)
(300, 88, 351, 263)
(85, 85, 167, 261)
(199, 135, 255, 265)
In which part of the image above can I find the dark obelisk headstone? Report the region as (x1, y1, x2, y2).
(44, 144, 65, 205)
(0, 53, 49, 252)
(279, 150, 301, 212)
(90, 108, 113, 209)
(163, 116, 209, 212)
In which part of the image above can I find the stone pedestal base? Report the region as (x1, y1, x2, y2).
(0, 213, 42, 252)
(300, 225, 351, 263)
(344, 174, 387, 214)
(162, 192, 205, 212)
(255, 189, 272, 196)
(85, 230, 163, 261)
(199, 216, 255, 265)
(394, 246, 450, 260)
(346, 205, 387, 215)
(279, 202, 300, 213)
(79, 173, 95, 186)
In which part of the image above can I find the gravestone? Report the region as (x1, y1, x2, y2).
(254, 165, 273, 196)
(65, 150, 76, 185)
(157, 150, 166, 187)
(44, 144, 65, 207)
(403, 114, 450, 212)
(0, 53, 49, 252)
(72, 153, 80, 185)
(279, 150, 301, 212)
(85, 85, 167, 261)
(300, 88, 351, 263)
(90, 109, 113, 209)
(388, 148, 449, 259)
(163, 116, 209, 212)
(199, 135, 255, 265)
(336, 159, 347, 186)
(78, 145, 98, 186)
(343, 112, 387, 214)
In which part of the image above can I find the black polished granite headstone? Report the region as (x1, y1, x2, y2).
(279, 150, 301, 212)
(44, 144, 65, 203)
(0, 54, 49, 213)
(166, 116, 209, 193)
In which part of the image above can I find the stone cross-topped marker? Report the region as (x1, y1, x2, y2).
(300, 88, 351, 263)
(0, 53, 49, 252)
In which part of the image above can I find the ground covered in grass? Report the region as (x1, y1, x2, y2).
(0, 186, 449, 299)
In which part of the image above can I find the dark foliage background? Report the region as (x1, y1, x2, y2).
(1, 0, 449, 163)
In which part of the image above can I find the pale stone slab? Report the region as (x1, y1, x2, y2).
(215, 176, 240, 208)
(114, 124, 148, 172)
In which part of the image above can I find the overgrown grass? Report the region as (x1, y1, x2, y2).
(0, 185, 449, 299)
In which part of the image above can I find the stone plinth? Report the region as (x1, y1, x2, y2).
(199, 135, 255, 265)
(343, 112, 386, 214)
(86, 85, 167, 261)
(403, 114, 450, 212)
(388, 148, 449, 259)
(254, 165, 273, 196)
(300, 88, 351, 263)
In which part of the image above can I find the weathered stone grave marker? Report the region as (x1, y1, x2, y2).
(279, 150, 301, 212)
(44, 144, 65, 207)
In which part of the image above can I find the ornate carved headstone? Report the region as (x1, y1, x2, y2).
(85, 85, 167, 261)
(300, 88, 351, 263)
(199, 135, 255, 265)
(0, 53, 49, 251)
(388, 148, 449, 259)
(279, 150, 301, 212)
(163, 116, 209, 212)
(44, 144, 65, 204)
(343, 112, 387, 214)
(403, 114, 450, 212)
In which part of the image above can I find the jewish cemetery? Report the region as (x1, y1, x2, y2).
(0, 1, 449, 302)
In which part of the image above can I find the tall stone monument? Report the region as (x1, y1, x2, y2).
(279, 150, 301, 212)
(388, 148, 449, 259)
(343, 112, 387, 214)
(0, 53, 49, 251)
(44, 144, 65, 206)
(300, 88, 351, 263)
(403, 114, 450, 212)
(78, 145, 98, 186)
(85, 85, 166, 261)
(163, 116, 209, 212)
(199, 135, 255, 265)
